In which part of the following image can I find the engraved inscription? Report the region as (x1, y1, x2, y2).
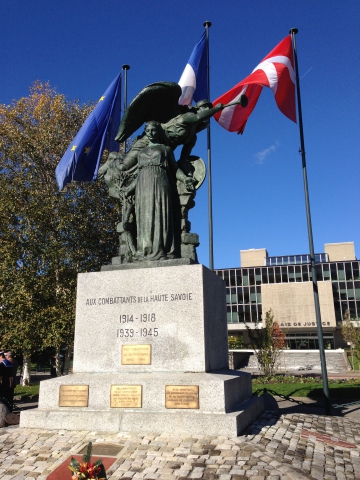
(85, 292, 194, 306)
(59, 385, 89, 407)
(110, 385, 142, 408)
(165, 385, 199, 409)
(116, 327, 158, 338)
(122, 344, 151, 365)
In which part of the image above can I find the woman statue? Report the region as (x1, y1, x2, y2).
(124, 121, 194, 261)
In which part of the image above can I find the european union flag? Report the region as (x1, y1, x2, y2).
(55, 72, 122, 190)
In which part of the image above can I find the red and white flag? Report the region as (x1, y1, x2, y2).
(213, 35, 296, 134)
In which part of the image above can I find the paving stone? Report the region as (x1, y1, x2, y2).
(2, 411, 360, 479)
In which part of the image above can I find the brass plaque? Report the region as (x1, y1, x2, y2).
(121, 344, 151, 365)
(59, 385, 89, 407)
(165, 385, 199, 409)
(110, 385, 142, 408)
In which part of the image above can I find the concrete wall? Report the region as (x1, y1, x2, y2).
(239, 349, 350, 373)
(261, 281, 336, 329)
(240, 248, 268, 267)
(325, 242, 356, 262)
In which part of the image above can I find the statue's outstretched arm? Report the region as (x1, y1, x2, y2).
(181, 104, 224, 126)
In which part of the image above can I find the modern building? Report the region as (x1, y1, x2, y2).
(215, 242, 359, 349)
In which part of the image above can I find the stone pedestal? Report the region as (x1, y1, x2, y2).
(20, 264, 263, 436)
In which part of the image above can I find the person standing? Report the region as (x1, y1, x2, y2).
(5, 351, 18, 402)
(0, 351, 14, 406)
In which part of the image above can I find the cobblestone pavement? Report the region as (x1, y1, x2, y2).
(1, 411, 360, 479)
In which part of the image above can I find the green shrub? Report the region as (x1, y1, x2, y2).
(228, 334, 244, 349)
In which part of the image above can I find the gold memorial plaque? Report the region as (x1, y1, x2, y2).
(59, 385, 89, 407)
(110, 385, 142, 408)
(165, 385, 199, 409)
(122, 344, 151, 365)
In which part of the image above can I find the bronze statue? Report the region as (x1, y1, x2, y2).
(123, 121, 194, 261)
(99, 82, 247, 265)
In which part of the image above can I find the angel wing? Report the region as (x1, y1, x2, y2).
(115, 82, 185, 143)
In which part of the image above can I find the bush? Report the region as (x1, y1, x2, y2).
(245, 309, 285, 376)
(228, 334, 244, 349)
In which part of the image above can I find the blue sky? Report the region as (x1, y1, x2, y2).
(1, 1, 359, 269)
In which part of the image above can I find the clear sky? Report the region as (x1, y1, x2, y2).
(1, 0, 359, 269)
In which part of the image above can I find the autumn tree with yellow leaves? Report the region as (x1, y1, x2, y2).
(0, 82, 120, 384)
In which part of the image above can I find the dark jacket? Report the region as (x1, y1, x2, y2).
(0, 359, 14, 403)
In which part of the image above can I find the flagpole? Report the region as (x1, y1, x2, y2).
(290, 28, 331, 415)
(204, 20, 214, 271)
(122, 64, 130, 153)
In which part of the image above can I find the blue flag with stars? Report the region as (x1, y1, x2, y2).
(55, 72, 122, 190)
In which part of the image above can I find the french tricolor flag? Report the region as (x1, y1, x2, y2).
(178, 32, 208, 106)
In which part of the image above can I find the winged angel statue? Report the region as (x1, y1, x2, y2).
(98, 82, 246, 265)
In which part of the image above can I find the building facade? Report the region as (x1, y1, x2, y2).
(215, 242, 359, 349)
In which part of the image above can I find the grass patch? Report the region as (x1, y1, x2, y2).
(252, 375, 360, 399)
(14, 383, 40, 399)
(345, 349, 359, 370)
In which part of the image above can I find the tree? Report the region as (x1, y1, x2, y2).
(342, 310, 360, 370)
(0, 82, 120, 384)
(245, 309, 285, 376)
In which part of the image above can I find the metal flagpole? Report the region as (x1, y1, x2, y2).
(204, 20, 214, 271)
(289, 28, 331, 415)
(122, 64, 130, 153)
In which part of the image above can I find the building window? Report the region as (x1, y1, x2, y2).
(315, 264, 322, 281)
(243, 287, 250, 304)
(331, 264, 338, 281)
(250, 287, 257, 303)
(223, 270, 230, 286)
(268, 267, 275, 283)
(345, 263, 353, 281)
(256, 286, 262, 303)
(302, 265, 309, 281)
(275, 267, 281, 283)
(261, 268, 268, 284)
(355, 281, 360, 300)
(288, 266, 295, 282)
(352, 262, 360, 280)
(227, 305, 232, 323)
(323, 264, 330, 280)
(338, 263, 345, 281)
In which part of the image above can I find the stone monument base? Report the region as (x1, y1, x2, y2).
(20, 264, 263, 436)
(20, 371, 263, 436)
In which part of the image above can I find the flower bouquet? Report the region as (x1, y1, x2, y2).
(69, 442, 106, 479)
